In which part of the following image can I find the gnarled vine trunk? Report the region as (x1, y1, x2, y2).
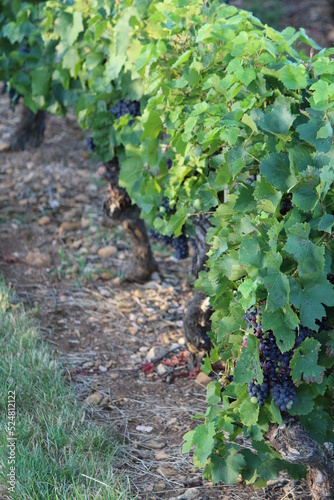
(183, 214, 212, 365)
(101, 160, 158, 283)
(268, 421, 334, 499)
(10, 106, 46, 151)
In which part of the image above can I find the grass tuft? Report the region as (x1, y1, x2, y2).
(0, 280, 133, 499)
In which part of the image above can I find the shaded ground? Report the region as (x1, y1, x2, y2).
(2, 2, 331, 495)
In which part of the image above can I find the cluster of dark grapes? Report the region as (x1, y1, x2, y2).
(166, 158, 173, 170)
(280, 193, 293, 215)
(149, 229, 173, 246)
(245, 173, 257, 185)
(86, 136, 96, 152)
(149, 198, 189, 260)
(109, 100, 141, 120)
(173, 235, 189, 260)
(1, 82, 21, 106)
(244, 308, 313, 412)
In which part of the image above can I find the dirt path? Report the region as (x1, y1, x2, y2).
(3, 0, 331, 485)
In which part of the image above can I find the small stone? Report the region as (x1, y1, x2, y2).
(82, 361, 94, 369)
(59, 221, 81, 232)
(25, 251, 51, 268)
(139, 437, 166, 450)
(157, 466, 177, 477)
(112, 276, 121, 286)
(100, 272, 114, 281)
(139, 346, 149, 353)
(156, 363, 168, 376)
(109, 372, 119, 380)
(0, 142, 10, 152)
(146, 346, 168, 363)
(83, 392, 103, 406)
(177, 488, 199, 500)
(195, 372, 212, 386)
(38, 215, 51, 226)
(178, 337, 186, 345)
(154, 482, 166, 491)
(80, 217, 91, 229)
(98, 365, 108, 372)
(129, 325, 139, 335)
(154, 451, 170, 461)
(68, 339, 80, 348)
(97, 246, 118, 258)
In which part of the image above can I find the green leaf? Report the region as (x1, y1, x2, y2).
(258, 96, 295, 136)
(211, 444, 246, 484)
(240, 398, 259, 426)
(192, 422, 216, 466)
(62, 48, 80, 78)
(141, 111, 162, 140)
(172, 49, 192, 68)
(279, 64, 308, 90)
(263, 258, 290, 311)
(287, 385, 315, 416)
(290, 338, 324, 385)
(290, 275, 334, 330)
(31, 67, 51, 98)
(260, 153, 296, 191)
(297, 118, 333, 153)
(291, 170, 320, 212)
(318, 214, 334, 233)
(182, 429, 195, 453)
(262, 307, 298, 353)
(167, 207, 187, 236)
(283, 223, 324, 275)
(207, 381, 222, 405)
(234, 335, 263, 385)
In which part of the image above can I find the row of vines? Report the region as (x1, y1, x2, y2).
(1, 0, 333, 497)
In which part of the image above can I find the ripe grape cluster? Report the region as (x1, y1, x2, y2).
(86, 136, 96, 152)
(110, 100, 141, 120)
(244, 309, 313, 412)
(149, 198, 189, 260)
(280, 193, 293, 215)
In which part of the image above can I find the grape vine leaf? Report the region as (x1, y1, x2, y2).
(296, 117, 333, 153)
(234, 335, 263, 385)
(290, 338, 324, 385)
(289, 275, 334, 329)
(262, 307, 298, 353)
(239, 398, 260, 426)
(211, 444, 246, 484)
(192, 422, 216, 466)
(207, 381, 222, 405)
(258, 96, 295, 136)
(263, 256, 290, 311)
(283, 223, 324, 275)
(166, 206, 187, 236)
(287, 385, 316, 416)
(260, 153, 296, 191)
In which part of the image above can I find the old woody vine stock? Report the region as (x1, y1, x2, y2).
(1, 0, 333, 495)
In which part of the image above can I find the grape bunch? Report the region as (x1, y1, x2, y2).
(109, 100, 141, 120)
(280, 193, 293, 215)
(173, 234, 189, 260)
(86, 136, 96, 152)
(149, 198, 189, 260)
(149, 229, 173, 246)
(245, 173, 257, 185)
(243, 308, 313, 411)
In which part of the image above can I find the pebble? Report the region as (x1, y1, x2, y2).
(83, 392, 103, 406)
(146, 346, 168, 362)
(25, 251, 51, 268)
(59, 221, 81, 232)
(38, 215, 51, 226)
(195, 372, 212, 386)
(97, 246, 118, 258)
(156, 363, 168, 376)
(154, 450, 170, 460)
(157, 466, 177, 477)
(139, 437, 166, 450)
(177, 488, 200, 500)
